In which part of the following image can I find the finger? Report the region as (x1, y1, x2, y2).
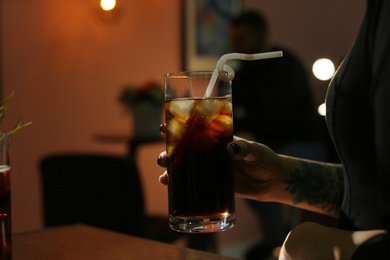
(157, 151, 168, 168)
(227, 138, 251, 160)
(159, 123, 167, 136)
(228, 138, 268, 163)
(159, 171, 169, 185)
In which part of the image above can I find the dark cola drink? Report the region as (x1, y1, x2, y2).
(165, 97, 235, 233)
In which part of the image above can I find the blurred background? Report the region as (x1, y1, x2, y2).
(1, 0, 365, 258)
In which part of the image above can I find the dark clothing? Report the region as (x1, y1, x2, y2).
(326, 0, 390, 257)
(232, 47, 324, 151)
(233, 47, 327, 259)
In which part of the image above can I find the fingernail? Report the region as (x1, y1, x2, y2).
(157, 154, 163, 166)
(230, 143, 241, 154)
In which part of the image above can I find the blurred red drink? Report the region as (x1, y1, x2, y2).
(0, 134, 11, 260)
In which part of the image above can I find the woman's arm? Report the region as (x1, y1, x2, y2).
(158, 136, 387, 258)
(159, 136, 344, 217)
(228, 138, 344, 217)
(276, 156, 344, 217)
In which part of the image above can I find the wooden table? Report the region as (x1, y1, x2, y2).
(13, 224, 237, 260)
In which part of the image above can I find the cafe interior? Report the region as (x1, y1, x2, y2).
(1, 0, 365, 259)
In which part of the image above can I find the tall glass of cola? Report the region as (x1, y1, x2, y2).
(164, 71, 235, 233)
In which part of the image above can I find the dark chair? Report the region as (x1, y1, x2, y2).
(39, 153, 180, 243)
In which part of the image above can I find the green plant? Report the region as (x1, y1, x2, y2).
(0, 92, 31, 140)
(119, 81, 164, 108)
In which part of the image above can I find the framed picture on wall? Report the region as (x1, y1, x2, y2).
(182, 0, 242, 71)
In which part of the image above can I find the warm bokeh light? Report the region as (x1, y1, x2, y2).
(318, 102, 326, 116)
(312, 58, 335, 81)
(100, 0, 116, 11)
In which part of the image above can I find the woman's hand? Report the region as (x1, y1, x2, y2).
(279, 222, 386, 260)
(157, 133, 286, 202)
(225, 136, 285, 201)
(157, 123, 169, 185)
(157, 150, 169, 185)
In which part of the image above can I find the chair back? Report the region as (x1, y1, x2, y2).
(40, 154, 146, 237)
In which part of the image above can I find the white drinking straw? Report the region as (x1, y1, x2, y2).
(204, 51, 283, 97)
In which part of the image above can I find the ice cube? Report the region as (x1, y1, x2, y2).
(220, 100, 232, 114)
(208, 114, 233, 134)
(169, 99, 195, 123)
(167, 118, 186, 140)
(166, 118, 187, 156)
(193, 99, 222, 124)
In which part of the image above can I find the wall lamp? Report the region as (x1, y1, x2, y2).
(100, 0, 116, 11)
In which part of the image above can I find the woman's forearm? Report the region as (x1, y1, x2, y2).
(275, 155, 344, 217)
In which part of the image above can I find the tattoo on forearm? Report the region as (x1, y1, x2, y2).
(285, 161, 343, 216)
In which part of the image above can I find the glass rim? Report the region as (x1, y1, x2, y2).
(164, 71, 214, 79)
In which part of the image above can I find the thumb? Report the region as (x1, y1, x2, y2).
(227, 138, 262, 163)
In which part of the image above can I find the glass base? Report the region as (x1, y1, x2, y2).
(169, 213, 235, 233)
